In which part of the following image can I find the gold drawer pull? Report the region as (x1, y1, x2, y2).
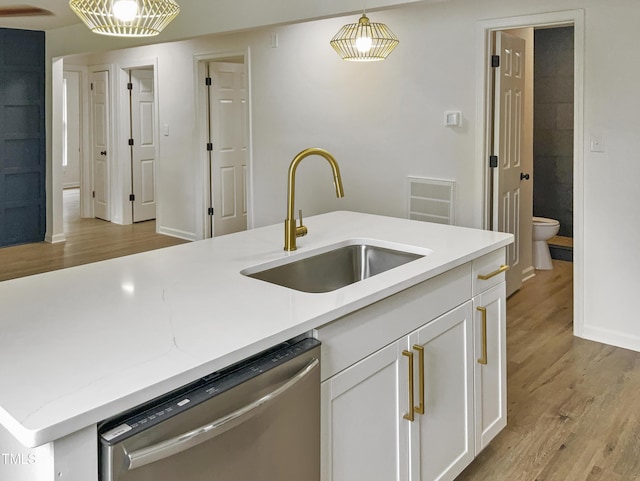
(477, 264, 509, 281)
(477, 306, 488, 365)
(413, 345, 425, 415)
(402, 350, 415, 422)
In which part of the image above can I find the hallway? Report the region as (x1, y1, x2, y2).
(0, 189, 188, 282)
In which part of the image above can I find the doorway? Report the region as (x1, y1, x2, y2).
(90, 68, 111, 221)
(478, 10, 585, 336)
(196, 52, 251, 239)
(127, 67, 158, 223)
(490, 26, 574, 293)
(532, 27, 574, 262)
(62, 69, 83, 230)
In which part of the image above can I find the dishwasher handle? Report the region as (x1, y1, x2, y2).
(125, 358, 319, 471)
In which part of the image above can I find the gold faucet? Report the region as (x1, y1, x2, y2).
(284, 148, 344, 251)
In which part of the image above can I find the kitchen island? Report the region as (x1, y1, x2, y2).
(0, 211, 512, 481)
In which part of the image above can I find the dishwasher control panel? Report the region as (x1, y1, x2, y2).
(99, 337, 320, 445)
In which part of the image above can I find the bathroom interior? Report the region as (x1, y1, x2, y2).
(533, 26, 574, 266)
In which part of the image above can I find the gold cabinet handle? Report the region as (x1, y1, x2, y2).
(413, 345, 425, 415)
(402, 350, 415, 422)
(477, 306, 488, 365)
(477, 264, 509, 281)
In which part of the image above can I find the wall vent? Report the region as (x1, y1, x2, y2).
(407, 176, 456, 225)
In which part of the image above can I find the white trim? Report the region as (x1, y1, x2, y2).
(47, 57, 65, 245)
(475, 9, 585, 339)
(45, 233, 67, 244)
(521, 266, 536, 283)
(581, 326, 640, 354)
(156, 225, 197, 242)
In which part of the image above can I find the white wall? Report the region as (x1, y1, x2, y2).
(49, 0, 640, 351)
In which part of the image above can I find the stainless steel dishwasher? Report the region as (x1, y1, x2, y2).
(99, 338, 320, 481)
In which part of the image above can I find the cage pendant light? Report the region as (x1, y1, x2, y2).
(330, 13, 399, 62)
(69, 0, 180, 37)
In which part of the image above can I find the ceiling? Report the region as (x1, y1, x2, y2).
(0, 1, 81, 30)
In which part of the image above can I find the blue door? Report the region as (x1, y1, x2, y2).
(0, 28, 45, 247)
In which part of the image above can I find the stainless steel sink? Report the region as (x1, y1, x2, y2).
(243, 243, 425, 293)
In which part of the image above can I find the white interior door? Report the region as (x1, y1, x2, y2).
(91, 70, 110, 221)
(208, 61, 247, 237)
(493, 31, 525, 297)
(130, 68, 157, 222)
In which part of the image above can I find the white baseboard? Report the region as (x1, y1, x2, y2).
(522, 265, 536, 283)
(44, 232, 66, 244)
(579, 325, 640, 353)
(158, 226, 197, 242)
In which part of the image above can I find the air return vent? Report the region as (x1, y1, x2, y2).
(407, 177, 456, 225)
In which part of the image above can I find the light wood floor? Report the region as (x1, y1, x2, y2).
(458, 260, 640, 481)
(550, 235, 574, 248)
(0, 189, 189, 282)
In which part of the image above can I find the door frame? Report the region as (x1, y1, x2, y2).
(51, 60, 92, 243)
(194, 48, 253, 240)
(63, 65, 91, 218)
(117, 58, 159, 225)
(49, 57, 66, 243)
(475, 10, 585, 337)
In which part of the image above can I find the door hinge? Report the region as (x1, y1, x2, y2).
(208, 207, 214, 215)
(92, 190, 95, 198)
(127, 82, 133, 90)
(90, 82, 94, 91)
(205, 77, 212, 86)
(489, 155, 498, 168)
(129, 194, 135, 201)
(206, 142, 213, 151)
(491, 55, 500, 68)
(128, 138, 134, 146)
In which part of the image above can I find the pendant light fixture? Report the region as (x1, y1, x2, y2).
(330, 12, 399, 62)
(69, 0, 180, 37)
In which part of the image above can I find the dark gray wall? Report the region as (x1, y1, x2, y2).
(0, 28, 46, 248)
(533, 26, 574, 238)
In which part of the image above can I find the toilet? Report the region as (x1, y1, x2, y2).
(532, 217, 560, 270)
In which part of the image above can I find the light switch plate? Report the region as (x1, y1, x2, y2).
(444, 111, 462, 127)
(590, 135, 605, 152)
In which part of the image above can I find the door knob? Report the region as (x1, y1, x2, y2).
(100, 150, 107, 156)
(520, 173, 530, 180)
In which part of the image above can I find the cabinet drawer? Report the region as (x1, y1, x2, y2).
(472, 248, 507, 296)
(316, 263, 472, 381)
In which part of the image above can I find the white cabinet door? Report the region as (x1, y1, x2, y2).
(408, 302, 474, 481)
(473, 282, 507, 454)
(321, 339, 410, 481)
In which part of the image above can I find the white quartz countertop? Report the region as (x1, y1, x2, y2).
(0, 211, 512, 448)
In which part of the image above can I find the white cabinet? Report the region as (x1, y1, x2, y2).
(321, 303, 474, 481)
(407, 303, 474, 481)
(319, 248, 508, 481)
(473, 283, 507, 454)
(321, 339, 410, 481)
